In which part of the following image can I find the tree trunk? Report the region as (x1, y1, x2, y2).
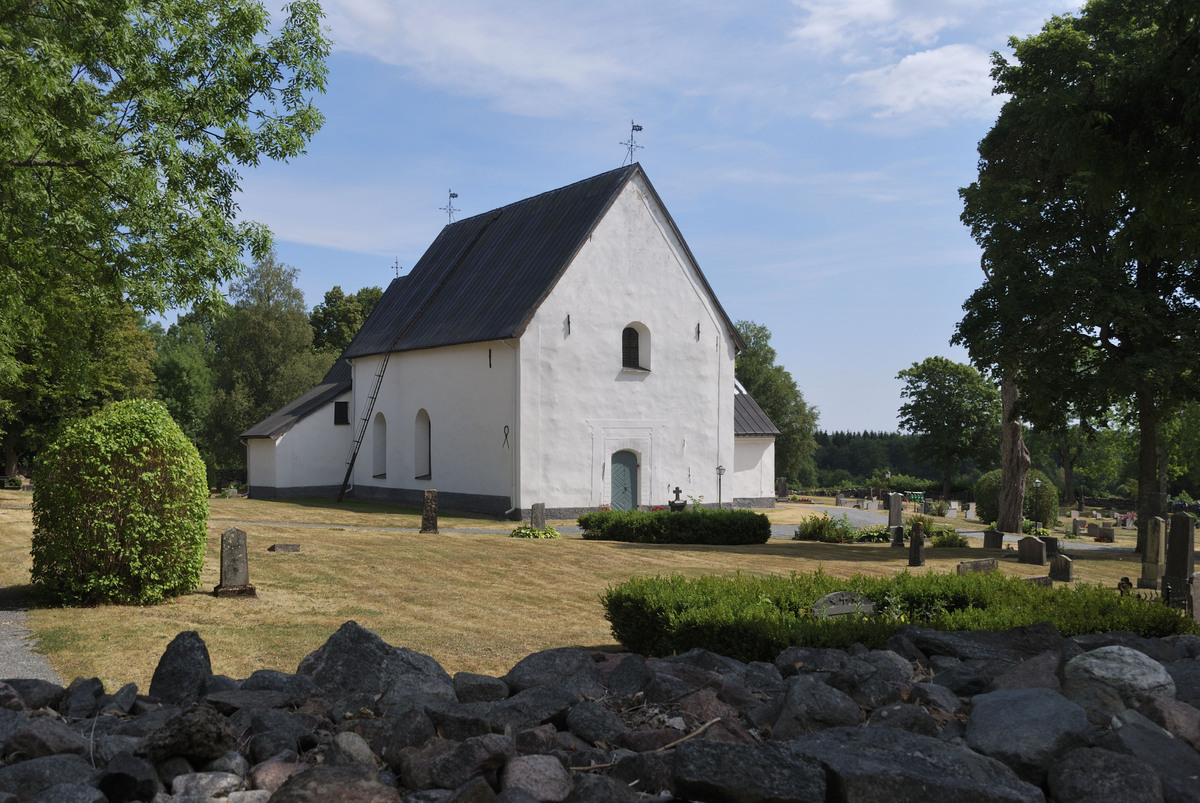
(997, 376, 1030, 533)
(3, 432, 18, 478)
(1136, 391, 1162, 555)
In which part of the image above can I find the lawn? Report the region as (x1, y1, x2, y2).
(0, 491, 1146, 690)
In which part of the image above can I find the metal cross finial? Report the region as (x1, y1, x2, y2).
(621, 120, 643, 165)
(440, 189, 460, 224)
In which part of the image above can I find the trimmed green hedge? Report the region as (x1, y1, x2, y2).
(577, 508, 771, 545)
(602, 570, 1200, 663)
(31, 399, 209, 605)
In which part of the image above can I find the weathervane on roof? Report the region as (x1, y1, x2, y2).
(440, 190, 459, 224)
(621, 120, 643, 165)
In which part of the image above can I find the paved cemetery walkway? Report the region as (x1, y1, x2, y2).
(0, 587, 62, 684)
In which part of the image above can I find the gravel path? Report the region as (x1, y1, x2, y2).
(0, 587, 62, 684)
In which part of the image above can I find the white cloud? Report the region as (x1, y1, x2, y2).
(789, 0, 964, 60)
(816, 44, 1001, 129)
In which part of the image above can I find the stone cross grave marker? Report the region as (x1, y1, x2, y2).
(957, 558, 998, 576)
(812, 591, 876, 618)
(1050, 555, 1074, 583)
(1165, 512, 1196, 605)
(420, 489, 439, 533)
(908, 523, 925, 567)
(1018, 536, 1048, 566)
(1138, 516, 1167, 590)
(531, 502, 546, 530)
(214, 527, 256, 598)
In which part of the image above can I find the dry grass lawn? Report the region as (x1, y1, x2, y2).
(0, 490, 1146, 691)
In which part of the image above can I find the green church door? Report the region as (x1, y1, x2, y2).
(611, 451, 638, 511)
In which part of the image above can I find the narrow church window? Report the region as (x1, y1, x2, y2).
(622, 328, 641, 369)
(372, 413, 387, 478)
(622, 324, 650, 371)
(334, 401, 350, 425)
(415, 409, 431, 479)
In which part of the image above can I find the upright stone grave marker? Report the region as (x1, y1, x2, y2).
(889, 493, 905, 548)
(836, 493, 845, 507)
(531, 502, 547, 530)
(1087, 522, 1100, 540)
(1165, 512, 1196, 605)
(1050, 555, 1074, 583)
(775, 477, 788, 499)
(1017, 536, 1048, 567)
(908, 523, 925, 567)
(964, 502, 976, 520)
(983, 529, 1004, 550)
(1042, 536, 1059, 558)
(214, 527, 256, 598)
(1098, 525, 1115, 543)
(1138, 516, 1167, 590)
(1072, 518, 1086, 537)
(421, 489, 439, 534)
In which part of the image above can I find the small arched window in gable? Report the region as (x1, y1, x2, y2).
(622, 323, 650, 371)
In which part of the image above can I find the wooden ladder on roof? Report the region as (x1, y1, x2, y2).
(336, 351, 391, 502)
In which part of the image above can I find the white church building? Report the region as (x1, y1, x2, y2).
(243, 164, 779, 516)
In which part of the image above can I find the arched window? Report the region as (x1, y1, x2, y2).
(372, 412, 387, 478)
(415, 409, 431, 479)
(622, 323, 650, 371)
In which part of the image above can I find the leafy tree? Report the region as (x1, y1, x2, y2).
(31, 399, 208, 605)
(897, 357, 1000, 498)
(734, 321, 819, 482)
(0, 0, 329, 384)
(210, 253, 334, 467)
(148, 316, 218, 475)
(310, 285, 384, 353)
(955, 0, 1200, 550)
(1, 290, 154, 476)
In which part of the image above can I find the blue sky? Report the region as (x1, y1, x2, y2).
(230, 0, 1082, 433)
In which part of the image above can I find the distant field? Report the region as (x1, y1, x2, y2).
(0, 491, 1145, 690)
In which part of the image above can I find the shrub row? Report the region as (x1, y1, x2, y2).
(577, 509, 771, 545)
(601, 569, 1200, 663)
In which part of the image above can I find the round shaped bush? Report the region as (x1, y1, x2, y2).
(31, 399, 209, 605)
(974, 468, 1059, 530)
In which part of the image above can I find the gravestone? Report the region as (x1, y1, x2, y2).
(1087, 522, 1100, 540)
(267, 543, 300, 553)
(1165, 512, 1196, 605)
(812, 591, 876, 618)
(947, 501, 959, 515)
(1025, 575, 1054, 587)
(420, 489, 439, 534)
(836, 493, 845, 507)
(1138, 516, 1167, 590)
(957, 558, 998, 576)
(1098, 525, 1115, 543)
(1042, 536, 1059, 558)
(775, 477, 788, 499)
(983, 529, 1004, 550)
(1050, 555, 1074, 583)
(964, 502, 976, 520)
(908, 523, 925, 567)
(531, 503, 547, 530)
(669, 486, 686, 512)
(890, 525, 905, 548)
(1017, 536, 1048, 566)
(214, 527, 256, 598)
(1070, 510, 1079, 520)
(888, 494, 903, 528)
(1190, 577, 1200, 624)
(1072, 518, 1086, 537)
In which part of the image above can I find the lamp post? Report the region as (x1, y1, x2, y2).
(1033, 478, 1042, 531)
(717, 465, 726, 508)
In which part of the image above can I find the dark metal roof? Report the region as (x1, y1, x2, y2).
(241, 359, 351, 439)
(343, 163, 745, 358)
(734, 382, 781, 437)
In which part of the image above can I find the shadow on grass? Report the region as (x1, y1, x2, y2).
(601, 539, 954, 564)
(0, 583, 50, 611)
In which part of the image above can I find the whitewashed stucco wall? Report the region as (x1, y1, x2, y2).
(519, 176, 737, 510)
(733, 436, 775, 500)
(350, 343, 517, 504)
(247, 390, 353, 493)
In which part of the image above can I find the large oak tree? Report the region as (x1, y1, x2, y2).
(954, 0, 1200, 548)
